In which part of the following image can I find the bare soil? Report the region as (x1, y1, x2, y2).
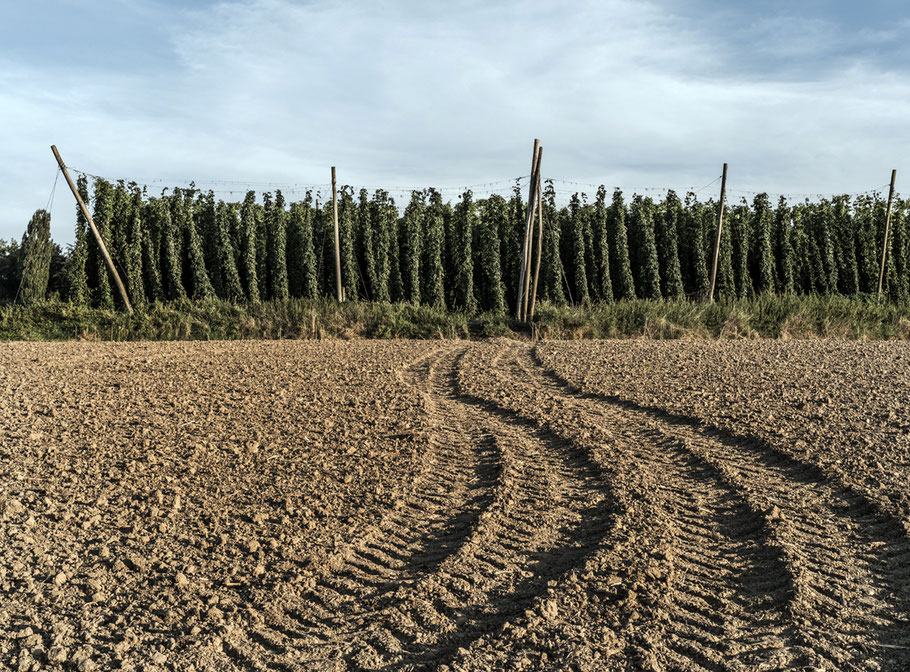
(1, 339, 909, 671)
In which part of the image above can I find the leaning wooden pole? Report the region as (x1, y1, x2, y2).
(522, 147, 543, 321)
(51, 145, 133, 314)
(707, 163, 728, 303)
(877, 169, 897, 299)
(516, 139, 540, 319)
(529, 169, 545, 320)
(331, 166, 343, 302)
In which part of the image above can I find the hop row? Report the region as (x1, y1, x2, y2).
(57, 177, 910, 310)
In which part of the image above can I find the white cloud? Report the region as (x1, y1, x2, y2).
(1, 0, 909, 243)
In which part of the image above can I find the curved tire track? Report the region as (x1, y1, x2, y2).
(528, 343, 910, 670)
(222, 347, 502, 670)
(471, 343, 805, 670)
(339, 347, 618, 671)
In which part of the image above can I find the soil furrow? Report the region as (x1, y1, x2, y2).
(528, 343, 910, 670)
(483, 342, 806, 670)
(313, 346, 619, 671)
(223, 347, 502, 669)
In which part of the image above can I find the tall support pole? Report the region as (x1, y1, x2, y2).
(331, 166, 343, 302)
(523, 147, 543, 321)
(529, 170, 545, 320)
(877, 169, 897, 299)
(50, 145, 133, 314)
(516, 139, 540, 319)
(707, 163, 728, 303)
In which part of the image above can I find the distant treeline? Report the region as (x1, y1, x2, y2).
(3, 176, 909, 309)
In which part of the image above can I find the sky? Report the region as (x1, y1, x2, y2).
(2, 0, 909, 244)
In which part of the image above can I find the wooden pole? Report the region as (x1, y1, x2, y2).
(516, 139, 540, 319)
(877, 169, 897, 299)
(50, 145, 133, 314)
(529, 170, 544, 320)
(522, 147, 543, 321)
(331, 167, 343, 302)
(707, 163, 728, 303)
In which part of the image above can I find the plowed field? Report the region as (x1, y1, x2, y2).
(2, 340, 909, 671)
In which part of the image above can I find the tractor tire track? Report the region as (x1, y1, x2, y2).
(527, 343, 910, 671)
(222, 347, 502, 670)
(470, 343, 806, 670)
(334, 346, 617, 671)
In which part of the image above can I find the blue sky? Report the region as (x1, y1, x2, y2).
(2, 0, 909, 244)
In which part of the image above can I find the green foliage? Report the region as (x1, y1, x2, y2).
(19, 210, 53, 305)
(35, 174, 910, 316)
(421, 189, 446, 309)
(540, 180, 566, 305)
(287, 195, 318, 299)
(475, 194, 506, 313)
(608, 189, 636, 301)
(773, 197, 795, 295)
(368, 190, 392, 303)
(339, 187, 359, 302)
(568, 194, 590, 304)
(730, 201, 752, 299)
(175, 187, 214, 301)
(656, 190, 685, 299)
(451, 190, 476, 312)
(750, 193, 775, 294)
(240, 191, 260, 302)
(0, 239, 22, 302)
(680, 193, 709, 298)
(592, 186, 613, 302)
(90, 179, 115, 309)
(265, 191, 289, 301)
(401, 190, 424, 304)
(141, 197, 164, 302)
(630, 195, 661, 299)
(67, 174, 90, 305)
(124, 185, 145, 308)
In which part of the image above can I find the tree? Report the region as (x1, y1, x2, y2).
(656, 190, 685, 299)
(19, 210, 53, 304)
(0, 239, 22, 302)
(608, 189, 635, 301)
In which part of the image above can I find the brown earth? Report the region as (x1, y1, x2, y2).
(1, 339, 909, 671)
